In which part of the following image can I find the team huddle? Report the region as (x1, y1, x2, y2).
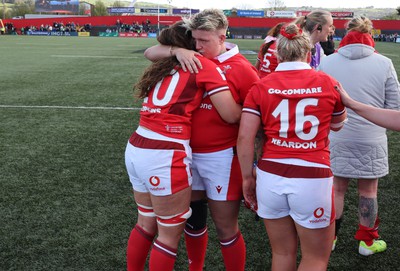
(124, 8, 400, 271)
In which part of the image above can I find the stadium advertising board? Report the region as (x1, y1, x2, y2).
(119, 32, 149, 37)
(35, 0, 79, 14)
(331, 11, 354, 18)
(78, 32, 90, 36)
(296, 10, 354, 18)
(237, 10, 264, 17)
(266, 10, 295, 18)
(172, 8, 200, 15)
(140, 8, 167, 14)
(223, 10, 232, 16)
(108, 7, 135, 14)
(27, 31, 78, 36)
(99, 32, 118, 37)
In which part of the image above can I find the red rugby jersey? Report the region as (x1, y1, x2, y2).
(243, 62, 346, 166)
(190, 43, 260, 153)
(139, 56, 229, 140)
(257, 42, 278, 78)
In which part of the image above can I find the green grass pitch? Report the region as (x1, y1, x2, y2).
(1, 35, 399, 270)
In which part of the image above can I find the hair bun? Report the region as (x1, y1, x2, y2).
(280, 24, 303, 40)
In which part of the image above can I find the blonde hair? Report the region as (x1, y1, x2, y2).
(346, 16, 373, 34)
(277, 23, 312, 63)
(294, 10, 332, 33)
(183, 9, 228, 32)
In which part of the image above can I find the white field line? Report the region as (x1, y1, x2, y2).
(16, 43, 69, 46)
(51, 55, 138, 59)
(0, 105, 141, 111)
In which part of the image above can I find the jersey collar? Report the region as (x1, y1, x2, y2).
(214, 42, 239, 63)
(275, 62, 312, 71)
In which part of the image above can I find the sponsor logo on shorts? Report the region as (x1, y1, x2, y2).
(215, 185, 222, 194)
(314, 207, 324, 218)
(148, 176, 166, 191)
(149, 176, 161, 186)
(309, 207, 327, 223)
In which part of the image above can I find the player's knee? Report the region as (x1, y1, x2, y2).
(186, 200, 208, 231)
(157, 208, 192, 227)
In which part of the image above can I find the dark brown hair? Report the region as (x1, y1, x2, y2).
(135, 21, 195, 98)
(261, 22, 285, 56)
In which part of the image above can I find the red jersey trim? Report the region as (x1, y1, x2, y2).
(258, 160, 333, 178)
(129, 132, 184, 150)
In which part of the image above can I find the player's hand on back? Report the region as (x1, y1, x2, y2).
(175, 48, 203, 73)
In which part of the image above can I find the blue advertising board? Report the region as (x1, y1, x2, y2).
(237, 10, 264, 17)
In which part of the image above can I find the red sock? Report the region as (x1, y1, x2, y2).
(355, 217, 380, 246)
(149, 240, 177, 271)
(185, 227, 208, 271)
(220, 231, 246, 271)
(127, 224, 155, 271)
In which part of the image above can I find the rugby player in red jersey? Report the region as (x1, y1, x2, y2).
(255, 22, 285, 78)
(124, 21, 241, 271)
(237, 23, 347, 271)
(144, 9, 260, 271)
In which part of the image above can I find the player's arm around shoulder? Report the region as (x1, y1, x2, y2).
(144, 44, 202, 73)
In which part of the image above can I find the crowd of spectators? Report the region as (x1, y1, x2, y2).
(20, 21, 92, 34)
(3, 22, 16, 34)
(373, 33, 399, 42)
(115, 18, 156, 34)
(1, 19, 398, 40)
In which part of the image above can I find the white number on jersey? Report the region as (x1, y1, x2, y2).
(261, 52, 272, 70)
(152, 72, 180, 106)
(272, 98, 320, 140)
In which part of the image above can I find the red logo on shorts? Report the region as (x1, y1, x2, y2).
(313, 207, 324, 218)
(216, 185, 222, 194)
(149, 176, 161, 187)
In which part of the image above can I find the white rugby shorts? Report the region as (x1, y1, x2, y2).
(125, 127, 192, 196)
(256, 159, 335, 229)
(191, 147, 242, 201)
